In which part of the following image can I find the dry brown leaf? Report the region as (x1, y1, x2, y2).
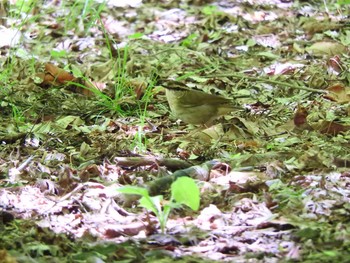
(324, 83, 350, 103)
(293, 105, 308, 127)
(315, 121, 350, 135)
(45, 63, 75, 84)
(36, 63, 75, 87)
(327, 55, 343, 74)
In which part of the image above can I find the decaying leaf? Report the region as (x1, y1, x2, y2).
(293, 105, 308, 127)
(40, 63, 76, 86)
(306, 42, 348, 57)
(314, 120, 350, 135)
(324, 83, 350, 103)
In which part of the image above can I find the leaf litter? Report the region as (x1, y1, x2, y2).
(0, 0, 350, 262)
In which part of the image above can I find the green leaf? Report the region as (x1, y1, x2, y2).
(56, 115, 84, 129)
(128, 32, 144, 39)
(70, 64, 84, 78)
(139, 195, 162, 215)
(257, 51, 280, 60)
(181, 33, 198, 47)
(50, 49, 67, 58)
(323, 250, 339, 257)
(171, 177, 200, 211)
(116, 186, 149, 197)
(202, 5, 219, 15)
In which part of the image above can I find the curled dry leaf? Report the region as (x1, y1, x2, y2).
(293, 105, 308, 127)
(324, 83, 350, 103)
(36, 63, 75, 86)
(43, 63, 75, 85)
(327, 55, 343, 74)
(37, 63, 98, 96)
(293, 105, 313, 132)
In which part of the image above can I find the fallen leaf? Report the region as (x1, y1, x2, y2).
(324, 83, 350, 103)
(293, 105, 308, 127)
(306, 42, 348, 57)
(45, 63, 75, 84)
(315, 121, 350, 135)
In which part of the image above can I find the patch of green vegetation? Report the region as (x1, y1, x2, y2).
(338, 0, 350, 4)
(268, 179, 350, 262)
(118, 176, 200, 233)
(292, 220, 350, 262)
(62, 0, 106, 34)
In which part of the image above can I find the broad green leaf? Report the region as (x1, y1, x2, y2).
(306, 41, 347, 57)
(116, 186, 149, 197)
(171, 177, 200, 211)
(56, 116, 84, 129)
(139, 195, 163, 216)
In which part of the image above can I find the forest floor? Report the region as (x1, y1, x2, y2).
(1, 0, 350, 262)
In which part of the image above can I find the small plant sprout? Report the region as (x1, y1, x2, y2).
(117, 176, 200, 233)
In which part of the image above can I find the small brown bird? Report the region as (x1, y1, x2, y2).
(164, 86, 239, 125)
